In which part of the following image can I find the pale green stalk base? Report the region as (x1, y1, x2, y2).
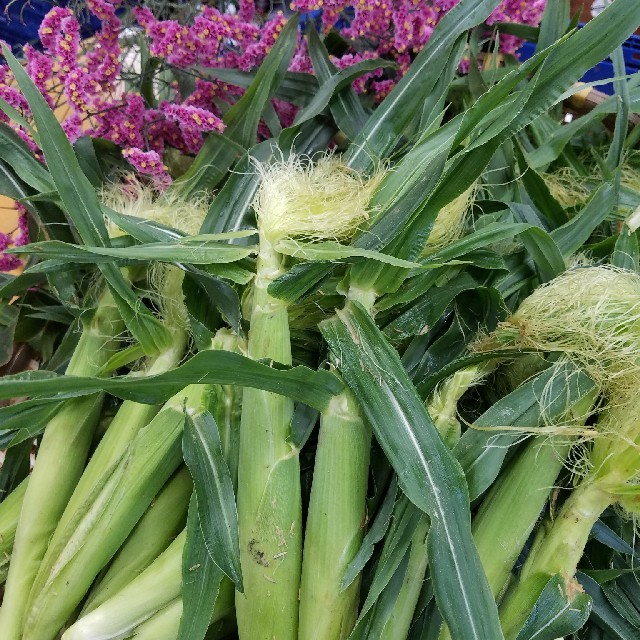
(498, 482, 612, 639)
(132, 580, 236, 640)
(65, 532, 236, 640)
(379, 515, 430, 640)
(133, 602, 236, 640)
(63, 531, 186, 640)
(0, 290, 123, 640)
(131, 598, 183, 640)
(83, 466, 192, 613)
(24, 383, 206, 640)
(0, 479, 28, 584)
(236, 240, 301, 640)
(298, 388, 370, 640)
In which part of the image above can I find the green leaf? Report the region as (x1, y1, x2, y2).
(73, 136, 104, 188)
(536, 0, 570, 52)
(320, 302, 504, 640)
(0, 123, 53, 193)
(17, 238, 255, 265)
(0, 97, 39, 144)
(306, 28, 369, 140)
(612, 227, 639, 272)
(601, 581, 640, 630)
(526, 99, 612, 168)
(178, 493, 224, 640)
(350, 547, 411, 640)
(551, 182, 617, 257)
(0, 304, 18, 367)
(515, 574, 591, 640)
(0, 441, 30, 500)
(579, 572, 640, 639)
(267, 261, 334, 304)
(183, 267, 243, 333)
(344, 0, 503, 173)
(492, 22, 539, 42)
(174, 14, 299, 197)
(453, 361, 596, 500)
(352, 496, 422, 628)
(199, 67, 318, 107)
(519, 227, 565, 283)
(341, 477, 397, 591)
(382, 273, 478, 342)
(287, 402, 319, 451)
(0, 350, 343, 412)
(275, 239, 425, 268)
(295, 51, 395, 127)
(421, 223, 532, 266)
(420, 36, 467, 133)
(516, 143, 568, 227)
(183, 411, 242, 591)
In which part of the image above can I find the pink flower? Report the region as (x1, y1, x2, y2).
(122, 147, 172, 190)
(162, 103, 225, 153)
(24, 45, 54, 108)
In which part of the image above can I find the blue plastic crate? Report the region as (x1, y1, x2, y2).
(518, 29, 640, 96)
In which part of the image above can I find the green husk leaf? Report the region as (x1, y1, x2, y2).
(275, 239, 425, 268)
(183, 411, 242, 591)
(294, 53, 395, 127)
(0, 123, 53, 193)
(612, 227, 640, 272)
(0, 350, 342, 411)
(177, 494, 224, 640)
(514, 574, 591, 640)
(453, 360, 596, 500)
(1, 44, 171, 355)
(15, 239, 255, 265)
(352, 496, 422, 627)
(305, 27, 368, 140)
(578, 572, 640, 639)
(519, 227, 565, 283)
(344, 0, 504, 173)
(320, 302, 503, 640)
(341, 476, 397, 591)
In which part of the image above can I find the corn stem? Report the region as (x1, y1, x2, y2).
(82, 465, 192, 613)
(63, 531, 186, 640)
(298, 386, 370, 639)
(235, 237, 301, 640)
(24, 382, 206, 640)
(498, 482, 612, 639)
(0, 288, 123, 640)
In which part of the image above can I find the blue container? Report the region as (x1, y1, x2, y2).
(1, 1, 104, 54)
(518, 29, 640, 96)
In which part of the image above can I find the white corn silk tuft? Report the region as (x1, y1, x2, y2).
(101, 180, 209, 330)
(253, 154, 380, 245)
